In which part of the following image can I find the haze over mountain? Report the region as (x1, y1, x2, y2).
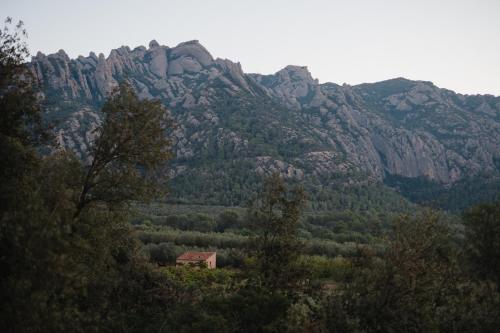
(30, 40, 500, 210)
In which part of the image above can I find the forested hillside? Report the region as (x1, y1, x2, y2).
(30, 39, 500, 212)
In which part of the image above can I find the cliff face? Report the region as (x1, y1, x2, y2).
(30, 40, 500, 206)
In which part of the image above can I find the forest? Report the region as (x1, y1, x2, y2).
(1, 18, 500, 333)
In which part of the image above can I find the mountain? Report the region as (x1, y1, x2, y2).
(29, 40, 500, 211)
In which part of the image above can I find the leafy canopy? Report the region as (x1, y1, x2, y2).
(76, 82, 173, 216)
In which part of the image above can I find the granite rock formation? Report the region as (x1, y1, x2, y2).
(30, 40, 500, 206)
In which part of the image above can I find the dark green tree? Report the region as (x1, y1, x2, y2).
(75, 82, 172, 217)
(249, 173, 306, 290)
(216, 210, 240, 231)
(0, 17, 43, 143)
(323, 211, 459, 332)
(0, 20, 175, 330)
(463, 202, 500, 286)
(0, 17, 48, 214)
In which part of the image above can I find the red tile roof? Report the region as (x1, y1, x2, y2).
(176, 251, 215, 261)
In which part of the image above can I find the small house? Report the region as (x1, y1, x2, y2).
(176, 251, 216, 269)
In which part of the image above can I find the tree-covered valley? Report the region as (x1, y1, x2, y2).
(1, 17, 500, 333)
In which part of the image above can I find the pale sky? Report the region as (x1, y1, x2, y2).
(2, 0, 500, 95)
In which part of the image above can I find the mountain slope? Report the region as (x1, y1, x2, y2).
(30, 40, 500, 210)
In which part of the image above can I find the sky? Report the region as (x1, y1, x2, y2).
(2, 0, 500, 95)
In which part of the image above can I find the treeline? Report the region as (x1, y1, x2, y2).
(136, 227, 364, 263)
(385, 173, 500, 212)
(169, 163, 414, 212)
(134, 202, 399, 238)
(133, 182, 500, 332)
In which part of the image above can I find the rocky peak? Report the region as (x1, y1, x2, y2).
(29, 39, 261, 108)
(56, 49, 70, 60)
(359, 79, 451, 112)
(170, 40, 214, 67)
(148, 39, 160, 49)
(276, 65, 317, 86)
(89, 52, 98, 61)
(109, 46, 133, 60)
(250, 65, 319, 108)
(40, 49, 70, 62)
(35, 51, 45, 59)
(214, 58, 251, 92)
(145, 42, 169, 78)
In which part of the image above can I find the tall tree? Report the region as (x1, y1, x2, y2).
(323, 211, 461, 332)
(250, 173, 306, 290)
(75, 82, 172, 217)
(0, 17, 47, 214)
(0, 17, 42, 143)
(0, 19, 175, 330)
(463, 202, 500, 286)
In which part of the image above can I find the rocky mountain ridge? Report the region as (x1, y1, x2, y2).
(30, 40, 500, 208)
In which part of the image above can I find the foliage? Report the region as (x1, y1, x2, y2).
(321, 211, 500, 332)
(0, 17, 48, 214)
(0, 27, 174, 330)
(247, 174, 306, 289)
(385, 173, 500, 212)
(463, 202, 500, 285)
(75, 82, 172, 216)
(0, 17, 46, 145)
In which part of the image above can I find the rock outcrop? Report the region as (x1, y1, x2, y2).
(30, 40, 500, 204)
